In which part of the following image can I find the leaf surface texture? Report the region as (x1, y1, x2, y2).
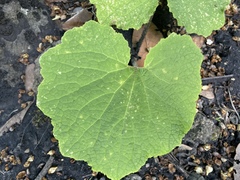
(37, 21, 203, 179)
(90, 0, 158, 29)
(168, 0, 230, 36)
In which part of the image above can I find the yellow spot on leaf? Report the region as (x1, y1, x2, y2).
(162, 68, 167, 73)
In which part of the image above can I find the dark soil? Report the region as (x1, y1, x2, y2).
(0, 0, 240, 180)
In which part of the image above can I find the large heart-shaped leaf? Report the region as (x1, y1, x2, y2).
(91, 0, 158, 29)
(37, 21, 202, 179)
(168, 0, 230, 36)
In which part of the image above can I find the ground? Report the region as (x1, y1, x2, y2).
(0, 0, 240, 179)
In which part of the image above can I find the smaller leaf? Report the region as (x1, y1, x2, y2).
(168, 0, 230, 36)
(91, 0, 158, 29)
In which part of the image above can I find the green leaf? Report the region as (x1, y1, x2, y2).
(37, 21, 202, 179)
(91, 0, 158, 29)
(168, 0, 230, 36)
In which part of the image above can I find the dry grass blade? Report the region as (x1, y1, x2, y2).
(228, 88, 240, 123)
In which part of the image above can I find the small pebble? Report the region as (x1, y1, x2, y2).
(206, 39, 213, 45)
(124, 174, 142, 180)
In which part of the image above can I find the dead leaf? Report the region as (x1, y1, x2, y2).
(0, 100, 33, 136)
(191, 35, 205, 48)
(62, 8, 92, 30)
(25, 63, 35, 92)
(200, 84, 215, 99)
(132, 22, 163, 67)
(234, 143, 240, 179)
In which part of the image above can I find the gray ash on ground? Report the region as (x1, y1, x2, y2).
(0, 0, 61, 122)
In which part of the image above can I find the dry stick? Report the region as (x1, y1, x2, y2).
(34, 156, 54, 180)
(228, 88, 240, 123)
(202, 74, 234, 85)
